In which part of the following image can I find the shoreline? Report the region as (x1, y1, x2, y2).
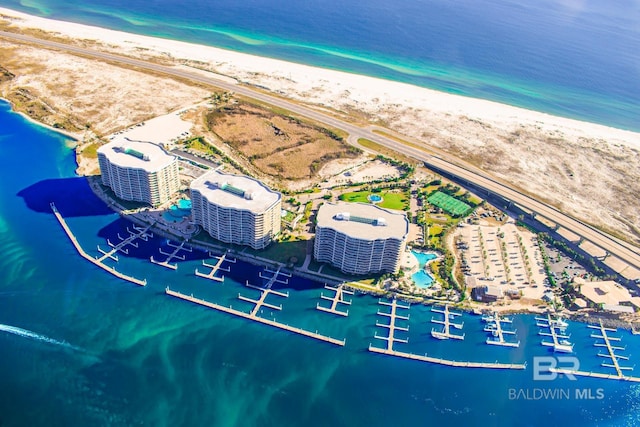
(0, 97, 80, 142)
(1, 7, 639, 147)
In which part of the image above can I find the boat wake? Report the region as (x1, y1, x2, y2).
(0, 323, 82, 352)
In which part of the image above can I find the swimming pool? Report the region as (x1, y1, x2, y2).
(411, 250, 437, 288)
(368, 194, 382, 203)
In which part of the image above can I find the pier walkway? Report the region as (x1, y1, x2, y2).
(368, 346, 526, 370)
(483, 312, 519, 348)
(165, 287, 345, 346)
(589, 320, 632, 377)
(538, 314, 573, 353)
(239, 280, 289, 317)
(431, 305, 464, 340)
(50, 203, 146, 286)
(195, 252, 236, 282)
(259, 265, 291, 289)
(150, 240, 192, 270)
(97, 224, 152, 262)
(374, 298, 410, 351)
(316, 284, 353, 317)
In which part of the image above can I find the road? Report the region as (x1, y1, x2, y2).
(2, 30, 639, 273)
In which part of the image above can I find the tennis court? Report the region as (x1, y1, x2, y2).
(427, 191, 472, 216)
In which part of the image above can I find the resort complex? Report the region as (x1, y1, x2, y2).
(97, 140, 180, 207)
(190, 170, 282, 249)
(314, 202, 409, 275)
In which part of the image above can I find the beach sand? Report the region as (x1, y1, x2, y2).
(1, 7, 639, 245)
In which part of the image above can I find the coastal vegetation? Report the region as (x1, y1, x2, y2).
(204, 102, 361, 180)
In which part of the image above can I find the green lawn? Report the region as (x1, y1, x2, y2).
(243, 239, 308, 267)
(282, 210, 297, 222)
(339, 190, 409, 210)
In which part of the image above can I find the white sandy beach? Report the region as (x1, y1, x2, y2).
(2, 7, 638, 147)
(1, 7, 639, 244)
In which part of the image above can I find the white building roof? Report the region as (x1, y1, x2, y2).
(97, 139, 176, 172)
(190, 170, 280, 213)
(316, 202, 408, 240)
(580, 280, 640, 308)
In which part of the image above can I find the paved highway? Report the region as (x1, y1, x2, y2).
(2, 30, 639, 273)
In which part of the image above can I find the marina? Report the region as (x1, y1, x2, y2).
(258, 265, 292, 289)
(96, 224, 153, 262)
(165, 287, 346, 346)
(430, 305, 465, 340)
(50, 203, 147, 286)
(150, 240, 192, 270)
(239, 280, 290, 317)
(194, 252, 236, 282)
(483, 312, 520, 348)
(373, 298, 410, 351)
(316, 283, 353, 317)
(537, 314, 573, 353)
(588, 320, 633, 377)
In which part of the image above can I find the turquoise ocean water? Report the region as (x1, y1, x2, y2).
(1, 100, 640, 425)
(1, 0, 640, 424)
(1, 0, 639, 131)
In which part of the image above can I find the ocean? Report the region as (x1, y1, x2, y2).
(1, 100, 640, 425)
(1, 0, 639, 132)
(1, 1, 640, 425)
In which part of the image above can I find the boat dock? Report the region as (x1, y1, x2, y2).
(165, 287, 345, 346)
(430, 305, 465, 340)
(483, 312, 519, 348)
(537, 314, 573, 353)
(97, 224, 153, 262)
(259, 265, 292, 289)
(316, 283, 353, 317)
(239, 280, 290, 317)
(374, 298, 410, 351)
(368, 346, 526, 370)
(150, 240, 192, 270)
(50, 202, 146, 286)
(588, 320, 633, 377)
(194, 252, 236, 282)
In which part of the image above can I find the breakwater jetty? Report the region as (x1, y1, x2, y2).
(50, 202, 147, 286)
(165, 287, 345, 346)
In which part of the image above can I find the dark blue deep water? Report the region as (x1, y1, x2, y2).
(1, 0, 639, 131)
(2, 99, 640, 425)
(1, 0, 640, 424)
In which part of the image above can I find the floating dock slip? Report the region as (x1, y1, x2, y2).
(240, 274, 290, 317)
(588, 320, 633, 377)
(373, 298, 410, 351)
(150, 240, 192, 270)
(538, 313, 573, 353)
(165, 287, 345, 346)
(195, 252, 236, 282)
(50, 203, 146, 286)
(97, 224, 153, 262)
(316, 283, 353, 317)
(483, 312, 520, 348)
(430, 305, 465, 340)
(259, 265, 292, 289)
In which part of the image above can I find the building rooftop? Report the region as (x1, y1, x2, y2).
(98, 139, 176, 172)
(316, 202, 408, 240)
(580, 280, 640, 309)
(190, 170, 281, 213)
